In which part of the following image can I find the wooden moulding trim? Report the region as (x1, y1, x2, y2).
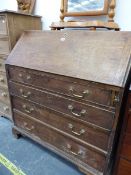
(51, 21, 119, 29)
(63, 0, 109, 17)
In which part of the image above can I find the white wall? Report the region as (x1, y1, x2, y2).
(115, 0, 131, 31)
(0, 0, 131, 31)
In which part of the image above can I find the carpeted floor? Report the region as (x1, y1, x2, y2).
(0, 117, 84, 175)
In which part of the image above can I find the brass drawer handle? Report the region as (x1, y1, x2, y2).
(66, 144, 83, 156)
(26, 75, 31, 80)
(19, 73, 31, 80)
(19, 73, 22, 77)
(23, 122, 35, 131)
(20, 89, 31, 98)
(22, 104, 34, 114)
(1, 92, 7, 97)
(69, 87, 89, 99)
(68, 123, 85, 136)
(68, 105, 86, 117)
(0, 77, 4, 82)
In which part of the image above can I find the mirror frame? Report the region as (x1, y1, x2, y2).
(60, 0, 109, 21)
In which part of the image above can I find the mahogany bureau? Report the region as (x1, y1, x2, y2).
(5, 31, 131, 175)
(114, 85, 131, 175)
(0, 10, 41, 120)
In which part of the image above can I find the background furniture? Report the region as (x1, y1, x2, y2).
(114, 85, 131, 175)
(16, 0, 36, 14)
(6, 31, 131, 175)
(0, 10, 41, 120)
(51, 0, 119, 30)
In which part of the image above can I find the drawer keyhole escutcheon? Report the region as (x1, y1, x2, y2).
(23, 122, 35, 131)
(68, 123, 85, 136)
(69, 87, 89, 99)
(20, 89, 31, 98)
(66, 144, 83, 156)
(22, 104, 34, 114)
(68, 105, 86, 117)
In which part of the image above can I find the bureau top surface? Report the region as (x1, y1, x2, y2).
(6, 30, 131, 87)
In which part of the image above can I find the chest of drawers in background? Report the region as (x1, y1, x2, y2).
(114, 86, 131, 175)
(6, 31, 131, 175)
(0, 10, 41, 120)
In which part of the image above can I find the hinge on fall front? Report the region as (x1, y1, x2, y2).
(111, 90, 120, 106)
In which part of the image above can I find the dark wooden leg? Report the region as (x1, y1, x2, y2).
(12, 127, 22, 139)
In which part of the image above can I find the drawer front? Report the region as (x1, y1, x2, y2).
(13, 111, 106, 172)
(0, 36, 10, 54)
(0, 101, 11, 117)
(12, 96, 110, 151)
(0, 15, 7, 35)
(0, 87, 10, 104)
(117, 158, 131, 175)
(8, 66, 113, 107)
(9, 82, 114, 130)
(0, 72, 7, 88)
(0, 58, 6, 72)
(121, 133, 131, 160)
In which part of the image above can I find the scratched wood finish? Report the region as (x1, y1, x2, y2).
(0, 10, 41, 120)
(6, 31, 131, 175)
(6, 31, 131, 87)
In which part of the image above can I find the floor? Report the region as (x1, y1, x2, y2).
(0, 117, 84, 175)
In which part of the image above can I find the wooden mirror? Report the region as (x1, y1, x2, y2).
(51, 0, 119, 31)
(61, 0, 109, 20)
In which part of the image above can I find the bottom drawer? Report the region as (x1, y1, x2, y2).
(0, 101, 11, 117)
(13, 111, 106, 173)
(117, 158, 131, 175)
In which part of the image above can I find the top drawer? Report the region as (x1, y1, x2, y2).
(8, 66, 115, 107)
(0, 15, 7, 35)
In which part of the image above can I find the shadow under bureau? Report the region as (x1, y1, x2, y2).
(5, 31, 131, 175)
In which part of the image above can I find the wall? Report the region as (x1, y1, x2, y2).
(0, 0, 131, 31)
